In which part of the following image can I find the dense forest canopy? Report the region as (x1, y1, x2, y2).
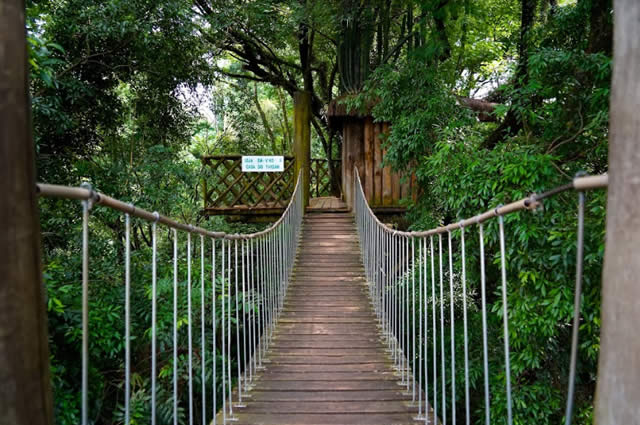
(29, 0, 611, 423)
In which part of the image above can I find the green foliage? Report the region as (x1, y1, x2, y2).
(28, 0, 212, 184)
(27, 0, 612, 422)
(357, 1, 609, 423)
(27, 1, 273, 422)
(353, 60, 473, 168)
(42, 212, 261, 424)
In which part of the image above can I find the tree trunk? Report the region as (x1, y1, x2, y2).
(594, 1, 640, 423)
(382, 0, 391, 61)
(434, 0, 451, 61)
(293, 92, 311, 207)
(588, 0, 613, 55)
(407, 5, 414, 52)
(483, 0, 537, 149)
(0, 1, 54, 424)
(253, 83, 278, 153)
(298, 2, 313, 93)
(277, 88, 292, 153)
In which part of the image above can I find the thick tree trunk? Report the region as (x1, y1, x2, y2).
(293, 92, 311, 207)
(594, 1, 640, 423)
(0, 1, 54, 424)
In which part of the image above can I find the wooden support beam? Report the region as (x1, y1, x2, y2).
(595, 2, 640, 423)
(294, 91, 311, 208)
(0, 1, 54, 424)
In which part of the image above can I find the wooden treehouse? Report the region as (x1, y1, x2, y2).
(201, 93, 417, 220)
(327, 98, 418, 214)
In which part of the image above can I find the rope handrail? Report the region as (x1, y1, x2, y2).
(354, 168, 607, 236)
(37, 171, 305, 425)
(353, 167, 607, 425)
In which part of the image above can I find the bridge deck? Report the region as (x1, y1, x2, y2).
(233, 212, 424, 425)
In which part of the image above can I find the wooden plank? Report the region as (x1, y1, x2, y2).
(382, 123, 393, 206)
(268, 348, 384, 355)
(400, 171, 410, 200)
(233, 413, 422, 425)
(391, 168, 400, 205)
(238, 400, 417, 413)
(252, 380, 399, 391)
(382, 150, 392, 206)
(285, 292, 368, 298)
(248, 389, 412, 401)
(363, 117, 374, 202)
(285, 291, 368, 297)
(341, 127, 348, 206)
(342, 120, 364, 208)
(373, 123, 383, 206)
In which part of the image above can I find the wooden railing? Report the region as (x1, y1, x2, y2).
(201, 155, 295, 216)
(310, 158, 341, 198)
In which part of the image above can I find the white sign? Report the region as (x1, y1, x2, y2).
(241, 156, 284, 172)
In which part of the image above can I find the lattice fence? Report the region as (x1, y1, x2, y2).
(202, 155, 295, 215)
(310, 158, 341, 198)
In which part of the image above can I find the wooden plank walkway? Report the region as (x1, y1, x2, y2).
(233, 212, 422, 425)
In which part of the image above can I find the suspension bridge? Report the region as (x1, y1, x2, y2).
(3, 2, 640, 423)
(33, 169, 606, 425)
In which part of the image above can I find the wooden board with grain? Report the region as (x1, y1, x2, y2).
(363, 117, 374, 202)
(373, 123, 383, 206)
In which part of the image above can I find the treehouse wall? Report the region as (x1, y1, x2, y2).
(341, 117, 417, 210)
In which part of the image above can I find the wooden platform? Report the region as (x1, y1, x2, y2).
(307, 196, 349, 212)
(231, 212, 429, 424)
(204, 197, 348, 220)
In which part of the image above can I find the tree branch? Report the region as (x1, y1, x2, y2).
(456, 96, 499, 122)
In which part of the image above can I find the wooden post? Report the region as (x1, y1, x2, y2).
(0, 1, 54, 424)
(594, 1, 640, 423)
(293, 91, 311, 208)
